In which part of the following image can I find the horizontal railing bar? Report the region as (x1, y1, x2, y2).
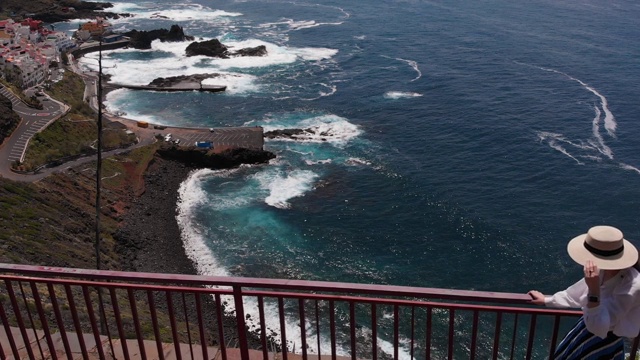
(242, 290, 583, 315)
(0, 274, 235, 295)
(0, 274, 581, 315)
(0, 263, 534, 304)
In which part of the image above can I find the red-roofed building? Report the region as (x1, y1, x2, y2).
(0, 20, 14, 30)
(21, 18, 43, 31)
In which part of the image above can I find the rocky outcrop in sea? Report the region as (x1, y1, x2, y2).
(147, 73, 221, 87)
(264, 128, 330, 141)
(185, 39, 268, 58)
(124, 25, 195, 50)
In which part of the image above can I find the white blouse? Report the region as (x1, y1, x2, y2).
(544, 267, 640, 338)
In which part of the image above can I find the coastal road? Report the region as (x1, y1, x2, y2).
(0, 85, 69, 181)
(0, 64, 266, 183)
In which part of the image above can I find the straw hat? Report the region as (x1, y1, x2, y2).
(567, 226, 638, 270)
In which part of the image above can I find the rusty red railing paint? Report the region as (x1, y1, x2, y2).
(0, 263, 637, 360)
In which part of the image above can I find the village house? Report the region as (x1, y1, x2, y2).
(0, 18, 77, 89)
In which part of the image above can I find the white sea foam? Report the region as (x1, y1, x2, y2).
(318, 83, 338, 97)
(202, 73, 261, 94)
(176, 169, 334, 355)
(103, 88, 161, 123)
(381, 56, 422, 82)
(263, 114, 362, 146)
(305, 159, 332, 165)
(536, 130, 640, 174)
(80, 43, 260, 93)
(536, 132, 584, 165)
(80, 38, 336, 95)
(345, 157, 372, 166)
(384, 91, 423, 99)
(530, 64, 617, 136)
(257, 2, 349, 32)
(590, 106, 614, 159)
(103, 2, 147, 13)
(177, 169, 232, 278)
(517, 63, 639, 172)
(302, 83, 338, 101)
(288, 47, 339, 61)
(106, 1, 242, 22)
(260, 19, 343, 31)
(619, 163, 640, 174)
(253, 169, 319, 209)
(377, 337, 414, 360)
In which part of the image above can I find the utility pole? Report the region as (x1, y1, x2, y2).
(95, 34, 103, 271)
(94, 32, 109, 341)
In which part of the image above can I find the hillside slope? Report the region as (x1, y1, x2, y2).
(0, 0, 120, 22)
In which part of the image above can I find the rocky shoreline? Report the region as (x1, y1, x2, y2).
(115, 158, 193, 275)
(114, 148, 276, 350)
(115, 147, 275, 275)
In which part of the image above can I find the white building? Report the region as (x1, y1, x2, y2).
(45, 32, 76, 53)
(3, 52, 47, 88)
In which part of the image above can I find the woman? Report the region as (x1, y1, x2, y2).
(528, 225, 640, 359)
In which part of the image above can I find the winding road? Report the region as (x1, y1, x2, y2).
(0, 69, 264, 183)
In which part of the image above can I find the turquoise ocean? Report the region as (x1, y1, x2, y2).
(57, 0, 640, 357)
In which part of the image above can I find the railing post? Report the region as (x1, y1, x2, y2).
(233, 285, 250, 360)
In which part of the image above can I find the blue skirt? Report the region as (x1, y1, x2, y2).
(553, 317, 624, 360)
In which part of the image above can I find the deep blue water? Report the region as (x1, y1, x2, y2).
(59, 0, 640, 356)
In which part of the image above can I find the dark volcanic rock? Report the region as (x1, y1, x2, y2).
(156, 146, 276, 168)
(229, 45, 267, 57)
(124, 25, 195, 50)
(31, 2, 131, 23)
(264, 128, 311, 139)
(185, 39, 268, 58)
(114, 147, 277, 350)
(165, 24, 193, 42)
(185, 39, 229, 58)
(148, 73, 221, 87)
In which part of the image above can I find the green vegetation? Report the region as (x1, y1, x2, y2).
(0, 143, 158, 268)
(0, 175, 112, 269)
(102, 142, 159, 190)
(19, 71, 137, 171)
(48, 70, 93, 117)
(0, 144, 210, 344)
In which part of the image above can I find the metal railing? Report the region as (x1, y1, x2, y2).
(0, 263, 637, 360)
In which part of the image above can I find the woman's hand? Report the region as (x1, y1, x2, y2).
(584, 260, 600, 295)
(528, 290, 545, 305)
